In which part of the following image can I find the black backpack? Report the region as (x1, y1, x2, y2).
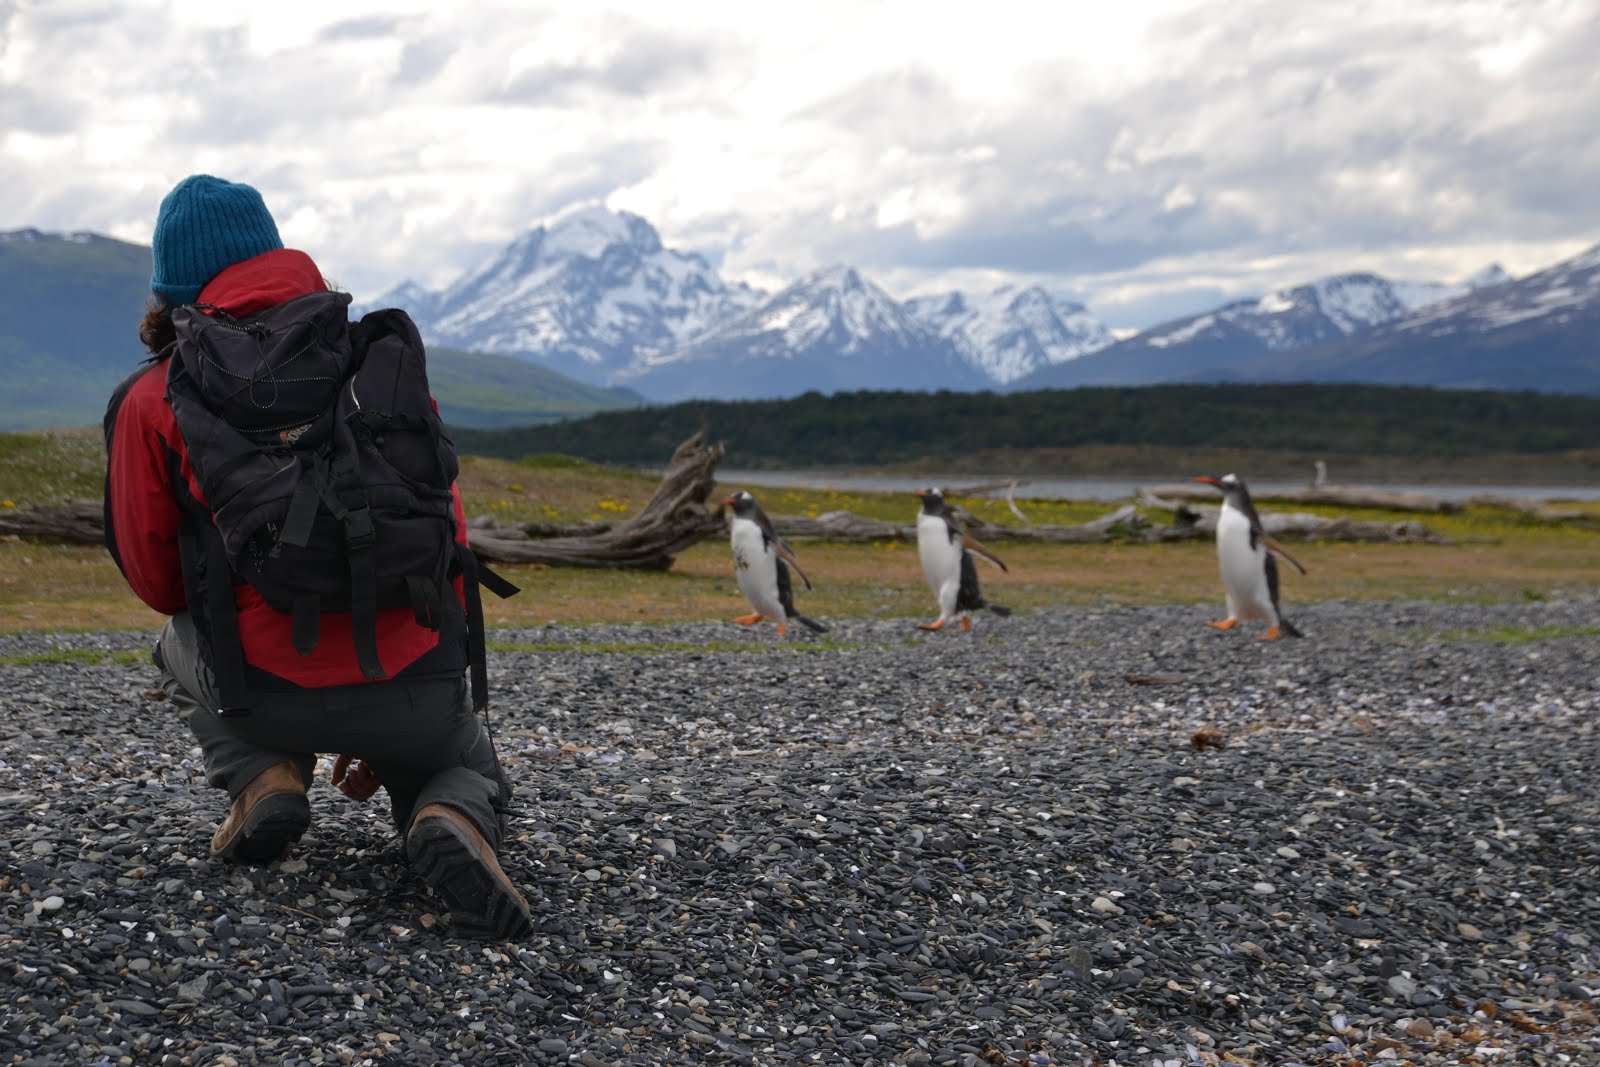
(164, 290, 515, 713)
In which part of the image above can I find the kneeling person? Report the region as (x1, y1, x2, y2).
(104, 174, 531, 939)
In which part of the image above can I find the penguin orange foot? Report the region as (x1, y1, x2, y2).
(776, 622, 788, 637)
(734, 613, 763, 626)
(959, 617, 971, 632)
(1259, 626, 1282, 640)
(916, 619, 947, 631)
(1207, 619, 1239, 630)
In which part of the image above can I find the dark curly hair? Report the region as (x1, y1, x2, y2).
(138, 295, 176, 355)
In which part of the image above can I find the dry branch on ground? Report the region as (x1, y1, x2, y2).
(1144, 481, 1583, 519)
(763, 501, 1444, 545)
(0, 499, 103, 543)
(0, 456, 1488, 558)
(467, 431, 727, 569)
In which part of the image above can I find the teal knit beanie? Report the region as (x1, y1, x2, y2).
(150, 175, 284, 306)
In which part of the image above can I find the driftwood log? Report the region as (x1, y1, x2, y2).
(0, 465, 1503, 554)
(1145, 482, 1583, 519)
(1136, 497, 1444, 544)
(765, 501, 1444, 545)
(766, 505, 1145, 544)
(468, 431, 727, 569)
(0, 499, 104, 544)
(0, 434, 730, 570)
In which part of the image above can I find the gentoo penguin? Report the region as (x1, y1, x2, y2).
(723, 491, 827, 636)
(914, 488, 1012, 631)
(1193, 474, 1307, 639)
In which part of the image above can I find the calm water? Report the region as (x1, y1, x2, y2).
(716, 469, 1600, 502)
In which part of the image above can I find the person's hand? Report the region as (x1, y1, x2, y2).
(330, 754, 382, 800)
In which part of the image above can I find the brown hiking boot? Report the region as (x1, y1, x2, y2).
(406, 804, 533, 940)
(210, 761, 310, 864)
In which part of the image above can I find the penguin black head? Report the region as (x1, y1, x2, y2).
(722, 490, 758, 517)
(915, 487, 946, 514)
(1194, 473, 1250, 505)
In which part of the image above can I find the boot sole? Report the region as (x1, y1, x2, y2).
(407, 817, 534, 940)
(215, 792, 310, 865)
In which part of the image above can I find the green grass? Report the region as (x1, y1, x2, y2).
(728, 484, 1112, 527)
(0, 428, 104, 506)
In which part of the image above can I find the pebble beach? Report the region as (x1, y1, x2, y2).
(3, 598, 1598, 1066)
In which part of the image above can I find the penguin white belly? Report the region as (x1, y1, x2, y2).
(1216, 506, 1274, 621)
(917, 513, 964, 614)
(730, 519, 784, 618)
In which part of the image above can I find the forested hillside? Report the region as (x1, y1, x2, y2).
(451, 384, 1600, 468)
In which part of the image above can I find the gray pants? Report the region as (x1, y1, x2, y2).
(157, 614, 509, 850)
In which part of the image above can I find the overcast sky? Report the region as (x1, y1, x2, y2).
(4, 0, 1599, 330)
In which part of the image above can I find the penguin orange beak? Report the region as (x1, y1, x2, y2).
(721, 494, 738, 505)
(914, 489, 930, 498)
(1193, 476, 1222, 487)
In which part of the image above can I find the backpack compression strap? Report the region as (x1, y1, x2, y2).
(456, 545, 520, 711)
(294, 449, 387, 681)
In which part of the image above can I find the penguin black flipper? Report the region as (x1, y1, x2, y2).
(1262, 534, 1308, 576)
(962, 533, 1008, 572)
(774, 541, 813, 590)
(748, 501, 812, 590)
(776, 559, 828, 633)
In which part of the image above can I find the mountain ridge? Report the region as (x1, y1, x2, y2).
(1193, 243, 1600, 391)
(1010, 266, 1518, 391)
(5, 213, 1599, 432)
(387, 205, 1594, 398)
(611, 265, 993, 401)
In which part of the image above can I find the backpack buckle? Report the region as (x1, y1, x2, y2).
(344, 508, 377, 549)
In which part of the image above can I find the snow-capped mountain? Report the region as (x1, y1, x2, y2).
(1213, 244, 1600, 391)
(614, 265, 992, 401)
(370, 201, 1588, 401)
(1145, 268, 1509, 352)
(374, 279, 439, 322)
(1012, 267, 1509, 391)
(904, 285, 1114, 384)
(380, 206, 763, 386)
(378, 207, 1115, 399)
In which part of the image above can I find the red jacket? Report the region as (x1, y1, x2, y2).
(106, 248, 469, 687)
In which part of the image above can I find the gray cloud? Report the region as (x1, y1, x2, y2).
(797, 66, 967, 145)
(784, 1, 1600, 321)
(495, 25, 721, 103)
(395, 38, 457, 86)
(319, 15, 411, 42)
(4, 2, 1599, 332)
